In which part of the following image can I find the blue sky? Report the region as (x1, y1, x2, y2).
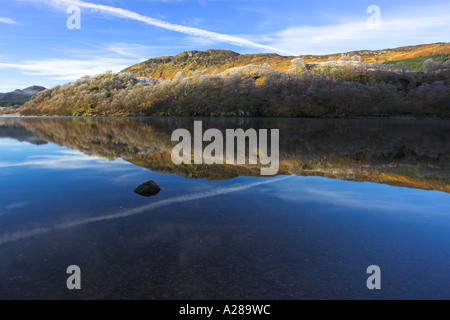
(0, 0, 449, 91)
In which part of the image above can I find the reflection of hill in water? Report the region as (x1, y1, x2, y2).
(1, 117, 449, 192)
(0, 122, 48, 145)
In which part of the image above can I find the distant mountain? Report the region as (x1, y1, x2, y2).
(21, 85, 46, 95)
(0, 86, 46, 108)
(123, 43, 450, 79)
(0, 86, 46, 100)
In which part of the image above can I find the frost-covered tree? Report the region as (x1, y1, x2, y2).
(423, 59, 444, 73)
(289, 58, 305, 74)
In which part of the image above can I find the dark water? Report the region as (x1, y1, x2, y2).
(0, 117, 449, 300)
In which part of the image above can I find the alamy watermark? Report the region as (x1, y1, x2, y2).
(67, 4, 81, 30)
(367, 5, 381, 30)
(64, 263, 379, 291)
(366, 265, 381, 290)
(66, 265, 81, 290)
(171, 121, 280, 176)
(65, 4, 380, 31)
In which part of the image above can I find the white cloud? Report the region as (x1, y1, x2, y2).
(23, 0, 293, 55)
(0, 83, 26, 92)
(267, 5, 450, 55)
(0, 57, 136, 81)
(3, 0, 295, 85)
(0, 17, 20, 25)
(0, 41, 176, 89)
(0, 41, 179, 85)
(183, 35, 217, 46)
(104, 42, 155, 59)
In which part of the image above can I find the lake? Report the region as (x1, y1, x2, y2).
(0, 117, 449, 300)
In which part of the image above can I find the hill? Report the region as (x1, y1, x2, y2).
(18, 43, 450, 118)
(20, 59, 450, 118)
(123, 43, 450, 79)
(0, 86, 46, 108)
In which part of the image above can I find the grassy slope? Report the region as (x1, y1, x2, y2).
(384, 53, 450, 71)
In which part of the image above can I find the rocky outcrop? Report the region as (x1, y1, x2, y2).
(134, 181, 161, 197)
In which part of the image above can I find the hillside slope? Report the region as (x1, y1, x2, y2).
(0, 86, 46, 102)
(123, 43, 450, 79)
(0, 86, 46, 114)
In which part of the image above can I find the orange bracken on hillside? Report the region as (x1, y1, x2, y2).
(123, 42, 450, 79)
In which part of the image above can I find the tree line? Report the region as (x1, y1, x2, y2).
(19, 57, 450, 118)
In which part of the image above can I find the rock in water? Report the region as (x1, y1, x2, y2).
(134, 180, 161, 197)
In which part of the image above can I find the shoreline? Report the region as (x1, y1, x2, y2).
(2, 114, 450, 121)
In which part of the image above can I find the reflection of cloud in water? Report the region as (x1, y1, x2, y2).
(0, 150, 130, 171)
(274, 179, 439, 213)
(0, 177, 290, 245)
(0, 202, 30, 217)
(0, 139, 28, 147)
(5, 202, 29, 210)
(110, 172, 146, 184)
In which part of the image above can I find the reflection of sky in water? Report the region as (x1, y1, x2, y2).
(272, 177, 449, 215)
(0, 138, 449, 299)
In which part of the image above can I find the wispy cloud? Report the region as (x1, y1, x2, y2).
(103, 42, 155, 59)
(3, 0, 294, 84)
(0, 83, 26, 93)
(0, 57, 136, 81)
(267, 4, 450, 54)
(23, 0, 293, 55)
(0, 17, 20, 25)
(0, 41, 172, 84)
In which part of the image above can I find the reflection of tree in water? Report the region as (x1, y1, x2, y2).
(1, 117, 449, 192)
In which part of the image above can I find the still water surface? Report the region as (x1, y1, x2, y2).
(0, 117, 449, 299)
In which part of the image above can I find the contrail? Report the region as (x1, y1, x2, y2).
(0, 176, 290, 245)
(30, 0, 294, 55)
